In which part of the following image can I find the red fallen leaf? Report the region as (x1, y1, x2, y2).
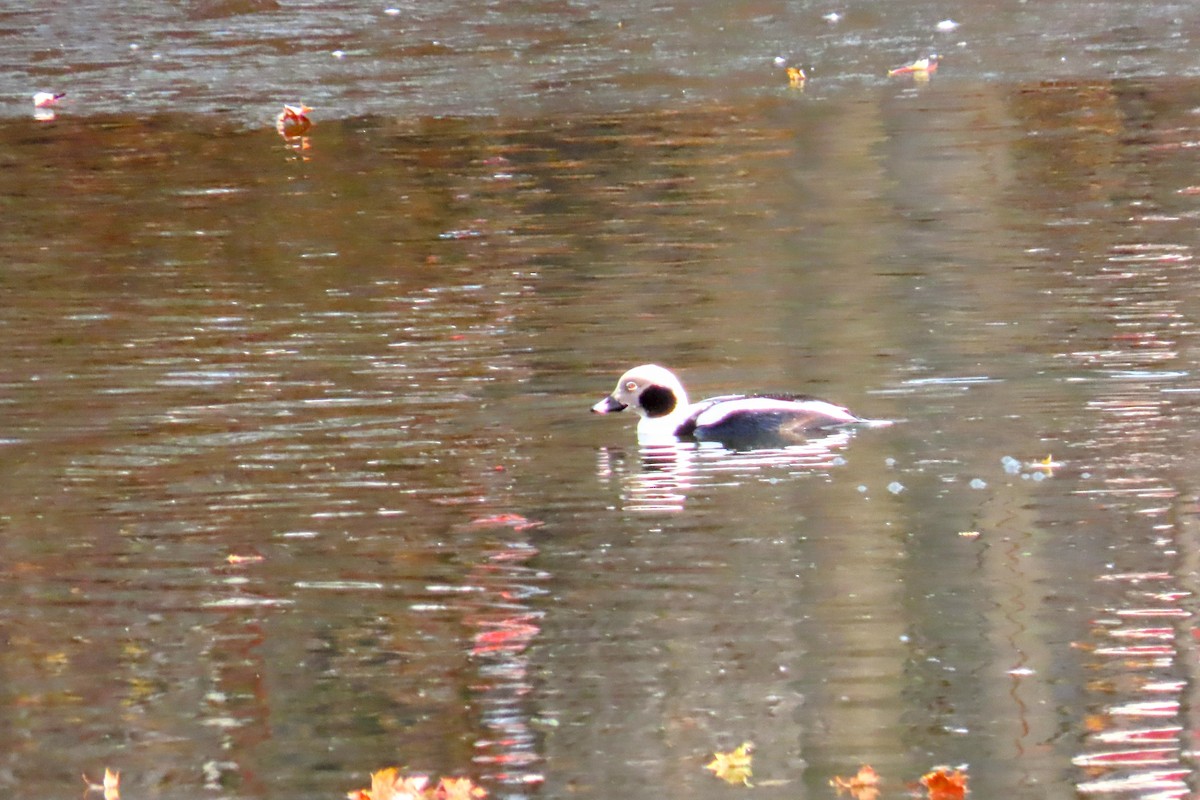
(471, 614, 540, 655)
(275, 104, 313, 138)
(470, 514, 544, 531)
(831, 765, 881, 800)
(472, 513, 523, 526)
(920, 766, 968, 799)
(888, 55, 939, 77)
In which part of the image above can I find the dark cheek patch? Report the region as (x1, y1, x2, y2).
(639, 384, 677, 417)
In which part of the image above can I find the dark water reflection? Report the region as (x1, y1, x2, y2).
(4, 71, 1200, 800)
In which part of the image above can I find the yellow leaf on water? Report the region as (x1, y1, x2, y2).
(705, 742, 754, 786)
(82, 768, 120, 800)
(103, 769, 120, 800)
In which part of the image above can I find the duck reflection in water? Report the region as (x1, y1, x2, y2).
(595, 434, 856, 512)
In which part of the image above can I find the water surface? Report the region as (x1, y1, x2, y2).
(4, 6, 1200, 800)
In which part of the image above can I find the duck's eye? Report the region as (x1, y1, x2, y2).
(625, 380, 638, 392)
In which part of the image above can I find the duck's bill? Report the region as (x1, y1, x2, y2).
(592, 395, 627, 414)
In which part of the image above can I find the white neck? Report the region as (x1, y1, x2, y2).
(636, 407, 691, 444)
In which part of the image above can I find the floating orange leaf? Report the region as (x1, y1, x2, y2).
(349, 769, 485, 800)
(394, 775, 432, 800)
(434, 776, 487, 800)
(227, 553, 264, 564)
(705, 742, 753, 786)
(787, 66, 807, 87)
(347, 768, 425, 800)
(887, 55, 939, 77)
(371, 767, 404, 800)
(831, 765, 880, 800)
(920, 766, 968, 800)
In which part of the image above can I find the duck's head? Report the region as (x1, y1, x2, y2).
(592, 364, 688, 419)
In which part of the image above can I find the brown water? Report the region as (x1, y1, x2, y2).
(5, 5, 1200, 800)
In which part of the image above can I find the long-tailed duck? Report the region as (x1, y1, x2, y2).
(592, 364, 882, 448)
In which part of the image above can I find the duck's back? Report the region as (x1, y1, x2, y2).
(675, 394, 860, 448)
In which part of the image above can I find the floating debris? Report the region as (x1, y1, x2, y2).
(830, 764, 880, 798)
(887, 54, 939, 77)
(33, 91, 65, 108)
(82, 768, 120, 800)
(275, 103, 313, 138)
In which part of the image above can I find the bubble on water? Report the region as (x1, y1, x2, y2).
(857, 485, 868, 493)
(887, 481, 904, 494)
(969, 478, 987, 489)
(1001, 455, 1022, 474)
(885, 457, 896, 467)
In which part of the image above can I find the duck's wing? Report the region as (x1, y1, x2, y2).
(697, 395, 859, 428)
(670, 395, 747, 438)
